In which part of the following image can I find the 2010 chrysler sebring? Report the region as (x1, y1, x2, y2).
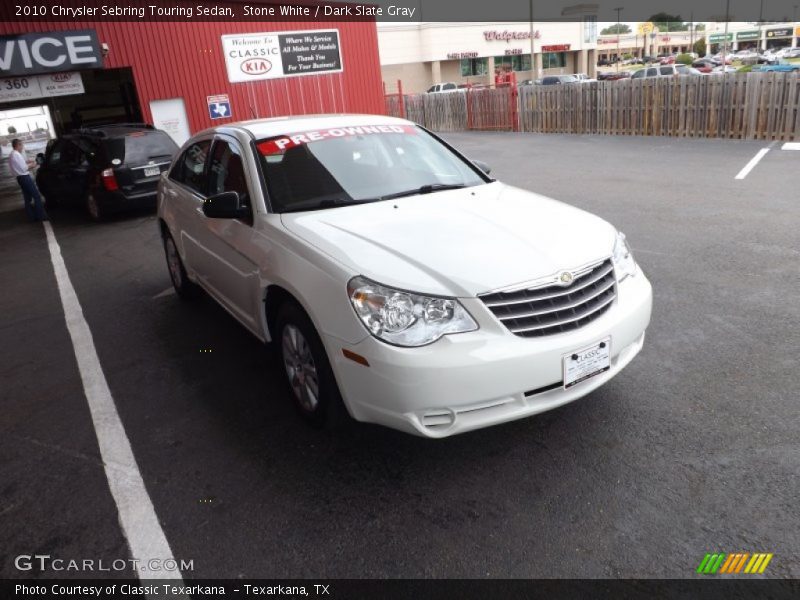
(157, 115, 652, 438)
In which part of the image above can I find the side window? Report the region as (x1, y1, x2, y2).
(171, 140, 210, 195)
(631, 69, 645, 79)
(61, 142, 83, 167)
(208, 140, 250, 207)
(47, 140, 65, 166)
(660, 66, 674, 76)
(647, 68, 658, 77)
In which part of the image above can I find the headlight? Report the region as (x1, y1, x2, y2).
(347, 276, 478, 347)
(612, 231, 637, 282)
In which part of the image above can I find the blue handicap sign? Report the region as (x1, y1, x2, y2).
(208, 101, 231, 120)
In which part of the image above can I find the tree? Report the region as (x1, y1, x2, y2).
(647, 13, 688, 31)
(693, 39, 706, 56)
(676, 53, 694, 65)
(600, 23, 631, 35)
(7, 126, 16, 134)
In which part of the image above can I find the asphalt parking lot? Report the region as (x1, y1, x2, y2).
(1, 132, 798, 580)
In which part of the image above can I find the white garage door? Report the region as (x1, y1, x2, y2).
(149, 98, 191, 147)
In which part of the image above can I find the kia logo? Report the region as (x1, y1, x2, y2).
(50, 73, 71, 82)
(240, 58, 271, 75)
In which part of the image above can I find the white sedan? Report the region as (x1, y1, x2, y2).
(157, 115, 652, 437)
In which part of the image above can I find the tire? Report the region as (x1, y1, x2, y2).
(163, 232, 200, 300)
(275, 302, 349, 428)
(86, 191, 103, 222)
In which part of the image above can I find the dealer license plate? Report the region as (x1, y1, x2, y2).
(144, 166, 160, 177)
(563, 337, 611, 389)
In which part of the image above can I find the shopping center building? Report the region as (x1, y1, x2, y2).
(378, 15, 600, 93)
(705, 22, 800, 53)
(596, 30, 698, 61)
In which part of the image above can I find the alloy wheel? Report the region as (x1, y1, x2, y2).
(281, 324, 320, 413)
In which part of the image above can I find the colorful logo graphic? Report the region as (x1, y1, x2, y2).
(697, 553, 773, 574)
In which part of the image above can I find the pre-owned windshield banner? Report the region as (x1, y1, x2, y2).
(257, 124, 417, 155)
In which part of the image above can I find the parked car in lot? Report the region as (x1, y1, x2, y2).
(711, 65, 740, 74)
(692, 59, 716, 73)
(781, 48, 800, 59)
(597, 71, 631, 81)
(710, 53, 734, 65)
(630, 65, 700, 79)
(574, 73, 598, 83)
(754, 62, 800, 72)
(157, 115, 652, 437)
(541, 74, 580, 85)
(35, 123, 179, 221)
(427, 82, 460, 93)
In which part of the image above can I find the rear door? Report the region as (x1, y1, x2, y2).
(111, 130, 179, 198)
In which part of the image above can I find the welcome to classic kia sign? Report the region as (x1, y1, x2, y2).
(221, 29, 342, 83)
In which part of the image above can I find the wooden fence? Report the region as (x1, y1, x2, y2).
(387, 72, 800, 141)
(386, 91, 468, 132)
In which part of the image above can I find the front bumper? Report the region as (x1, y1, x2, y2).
(328, 268, 653, 438)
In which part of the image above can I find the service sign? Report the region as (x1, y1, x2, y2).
(0, 30, 102, 77)
(221, 29, 342, 83)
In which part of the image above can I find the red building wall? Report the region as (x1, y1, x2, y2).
(0, 17, 385, 134)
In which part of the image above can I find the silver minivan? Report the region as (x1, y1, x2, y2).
(631, 65, 699, 79)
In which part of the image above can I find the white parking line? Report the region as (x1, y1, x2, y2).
(43, 222, 184, 587)
(781, 142, 800, 150)
(735, 147, 770, 180)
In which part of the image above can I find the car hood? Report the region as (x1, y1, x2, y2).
(280, 182, 618, 297)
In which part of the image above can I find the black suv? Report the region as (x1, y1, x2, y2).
(36, 123, 179, 221)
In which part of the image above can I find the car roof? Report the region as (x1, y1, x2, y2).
(65, 126, 166, 142)
(202, 113, 415, 140)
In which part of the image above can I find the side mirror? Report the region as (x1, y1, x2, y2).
(202, 191, 249, 219)
(472, 159, 491, 175)
(35, 153, 45, 165)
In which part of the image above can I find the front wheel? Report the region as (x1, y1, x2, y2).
(163, 233, 199, 300)
(275, 302, 349, 428)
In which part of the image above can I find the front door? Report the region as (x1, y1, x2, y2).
(196, 135, 260, 331)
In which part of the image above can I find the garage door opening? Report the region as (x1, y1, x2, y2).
(0, 67, 143, 139)
(0, 67, 143, 212)
(0, 105, 54, 211)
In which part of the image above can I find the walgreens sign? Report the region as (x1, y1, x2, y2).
(484, 30, 541, 43)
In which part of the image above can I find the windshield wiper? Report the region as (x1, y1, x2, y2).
(381, 183, 468, 200)
(280, 197, 379, 213)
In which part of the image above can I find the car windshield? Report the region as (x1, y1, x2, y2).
(256, 124, 486, 213)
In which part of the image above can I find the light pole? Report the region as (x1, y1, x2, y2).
(614, 6, 623, 72)
(721, 0, 730, 67)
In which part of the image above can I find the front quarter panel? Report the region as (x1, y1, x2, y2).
(255, 215, 369, 346)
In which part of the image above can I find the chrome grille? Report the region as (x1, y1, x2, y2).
(480, 259, 616, 338)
